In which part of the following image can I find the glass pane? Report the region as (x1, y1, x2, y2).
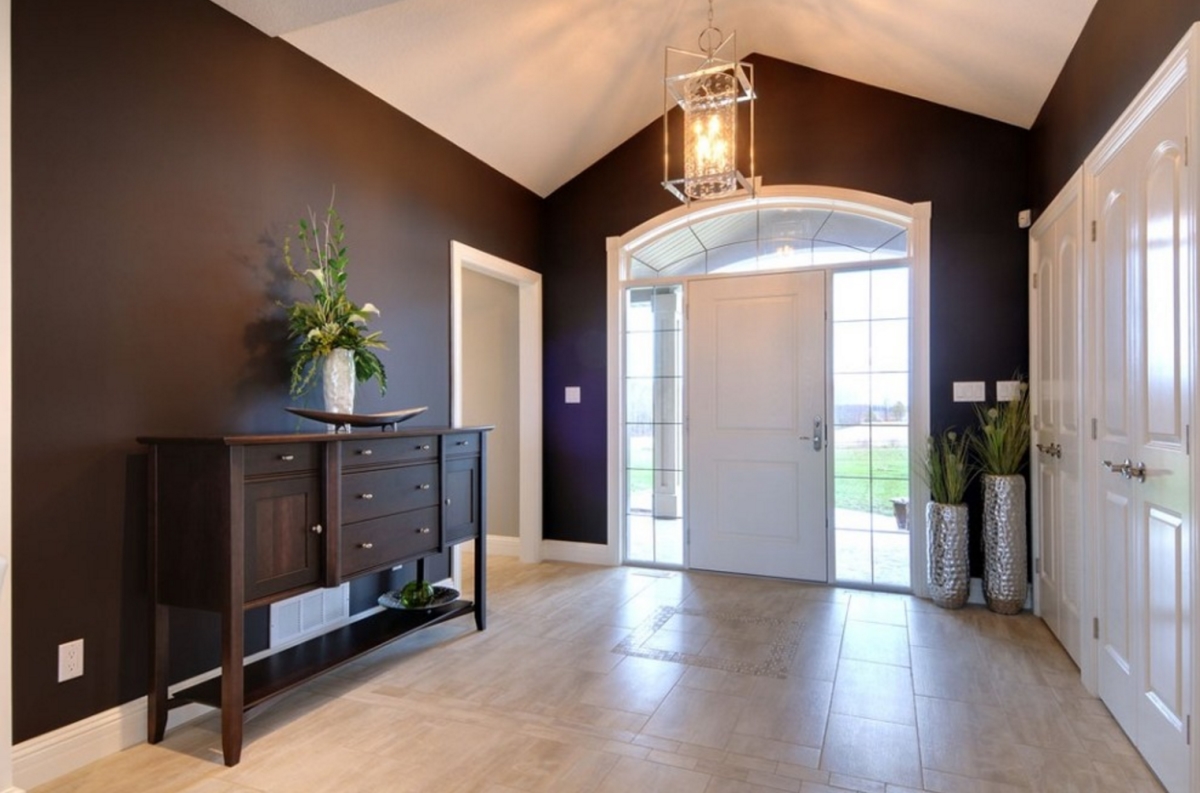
(626, 288, 656, 331)
(834, 478, 871, 529)
(819, 211, 906, 250)
(833, 270, 870, 321)
(871, 373, 908, 421)
(627, 514, 655, 562)
(627, 467, 653, 513)
(654, 518, 685, 565)
(834, 373, 871, 426)
(871, 320, 909, 372)
(871, 478, 909, 523)
(873, 531, 910, 588)
(707, 241, 760, 273)
(871, 267, 909, 318)
(626, 423, 654, 469)
(833, 425, 870, 478)
(870, 427, 909, 477)
(834, 321, 870, 373)
(871, 231, 908, 260)
(836, 529, 872, 583)
(626, 377, 653, 423)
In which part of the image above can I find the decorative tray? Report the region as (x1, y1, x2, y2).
(378, 585, 460, 611)
(285, 406, 428, 432)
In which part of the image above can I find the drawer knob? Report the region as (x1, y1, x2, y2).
(311, 524, 323, 535)
(359, 542, 374, 549)
(359, 493, 374, 500)
(445, 498, 452, 506)
(359, 449, 373, 456)
(418, 483, 431, 490)
(416, 527, 431, 535)
(457, 440, 470, 446)
(279, 454, 295, 462)
(418, 444, 431, 451)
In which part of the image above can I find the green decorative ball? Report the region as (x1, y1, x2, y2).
(400, 580, 435, 608)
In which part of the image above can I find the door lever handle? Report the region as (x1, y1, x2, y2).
(811, 417, 823, 452)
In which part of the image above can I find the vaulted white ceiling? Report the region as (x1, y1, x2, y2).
(211, 0, 1098, 197)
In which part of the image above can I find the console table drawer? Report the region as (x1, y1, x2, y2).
(341, 507, 440, 576)
(342, 436, 437, 467)
(444, 432, 481, 456)
(244, 443, 319, 476)
(341, 464, 439, 523)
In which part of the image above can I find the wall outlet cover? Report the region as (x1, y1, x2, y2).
(565, 386, 581, 404)
(58, 638, 84, 682)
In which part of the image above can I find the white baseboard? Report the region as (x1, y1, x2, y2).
(486, 535, 522, 557)
(540, 540, 618, 566)
(2, 785, 26, 793)
(13, 697, 212, 790)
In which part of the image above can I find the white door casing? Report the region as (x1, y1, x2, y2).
(1086, 46, 1192, 793)
(1030, 170, 1085, 667)
(687, 270, 828, 581)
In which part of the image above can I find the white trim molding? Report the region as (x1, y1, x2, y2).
(1, 0, 17, 788)
(450, 241, 543, 565)
(540, 539, 619, 567)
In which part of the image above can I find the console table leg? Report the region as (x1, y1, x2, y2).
(474, 533, 486, 631)
(147, 604, 169, 743)
(220, 608, 244, 766)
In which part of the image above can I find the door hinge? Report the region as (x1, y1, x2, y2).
(1091, 220, 1097, 242)
(1186, 136, 1190, 166)
(1035, 557, 1042, 575)
(1093, 617, 1100, 640)
(1091, 418, 1098, 440)
(1032, 272, 1039, 289)
(1188, 714, 1192, 745)
(1187, 424, 1191, 455)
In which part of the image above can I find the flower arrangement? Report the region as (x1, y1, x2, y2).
(970, 378, 1030, 475)
(918, 429, 974, 505)
(283, 195, 388, 398)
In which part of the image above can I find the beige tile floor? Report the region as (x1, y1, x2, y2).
(34, 556, 1166, 793)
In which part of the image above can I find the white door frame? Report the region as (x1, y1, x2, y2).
(450, 241, 542, 565)
(607, 186, 932, 596)
(1, 0, 17, 788)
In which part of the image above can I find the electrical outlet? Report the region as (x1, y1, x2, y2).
(58, 638, 83, 682)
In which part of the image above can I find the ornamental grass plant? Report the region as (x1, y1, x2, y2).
(971, 379, 1030, 475)
(283, 194, 388, 398)
(918, 429, 974, 505)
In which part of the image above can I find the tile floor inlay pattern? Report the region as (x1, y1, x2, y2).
(614, 605, 804, 677)
(29, 556, 1170, 793)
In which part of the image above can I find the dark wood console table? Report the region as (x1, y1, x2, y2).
(139, 427, 490, 766)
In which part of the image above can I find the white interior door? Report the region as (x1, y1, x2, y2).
(687, 271, 828, 580)
(1090, 75, 1191, 793)
(1031, 178, 1084, 666)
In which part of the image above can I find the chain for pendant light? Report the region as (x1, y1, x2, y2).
(699, 0, 723, 56)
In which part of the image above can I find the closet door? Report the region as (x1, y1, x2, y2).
(1030, 175, 1083, 666)
(1088, 66, 1192, 793)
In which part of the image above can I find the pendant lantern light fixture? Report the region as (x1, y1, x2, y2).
(663, 0, 756, 203)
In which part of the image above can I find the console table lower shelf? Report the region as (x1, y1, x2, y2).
(169, 601, 479, 716)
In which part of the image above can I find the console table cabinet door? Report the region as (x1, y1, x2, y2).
(244, 476, 323, 603)
(443, 455, 481, 545)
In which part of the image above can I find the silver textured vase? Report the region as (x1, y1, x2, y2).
(926, 502, 969, 609)
(322, 348, 356, 415)
(982, 473, 1027, 614)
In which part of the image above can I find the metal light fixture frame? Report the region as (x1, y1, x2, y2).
(663, 19, 756, 204)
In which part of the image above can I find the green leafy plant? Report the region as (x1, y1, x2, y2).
(918, 429, 974, 505)
(283, 194, 388, 398)
(971, 378, 1030, 475)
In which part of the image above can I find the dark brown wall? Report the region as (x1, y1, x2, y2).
(541, 56, 1031, 572)
(12, 0, 539, 741)
(1030, 0, 1200, 211)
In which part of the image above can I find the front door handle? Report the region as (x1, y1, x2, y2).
(811, 416, 823, 452)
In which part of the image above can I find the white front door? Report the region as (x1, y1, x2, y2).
(1091, 74, 1191, 793)
(687, 271, 828, 580)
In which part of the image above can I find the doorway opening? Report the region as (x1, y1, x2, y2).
(609, 187, 930, 593)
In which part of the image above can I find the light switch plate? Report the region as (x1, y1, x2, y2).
(565, 386, 581, 404)
(996, 380, 1020, 401)
(953, 381, 986, 402)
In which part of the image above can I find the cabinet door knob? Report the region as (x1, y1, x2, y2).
(358, 449, 373, 456)
(445, 498, 452, 506)
(311, 524, 323, 534)
(359, 493, 374, 500)
(418, 483, 431, 490)
(359, 542, 374, 549)
(279, 454, 295, 461)
(416, 527, 431, 534)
